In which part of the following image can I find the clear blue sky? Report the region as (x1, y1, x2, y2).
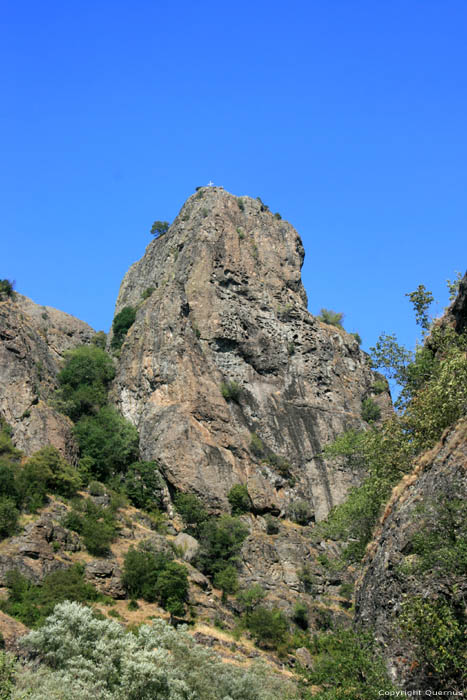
(2, 1, 466, 356)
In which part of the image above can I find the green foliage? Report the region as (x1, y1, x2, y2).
(361, 397, 381, 423)
(17, 601, 299, 699)
(0, 464, 19, 506)
(196, 515, 249, 579)
(74, 406, 139, 481)
(351, 332, 362, 345)
(237, 198, 245, 211)
(300, 628, 394, 698)
(0, 565, 101, 628)
(26, 446, 80, 498)
(405, 283, 434, 333)
(88, 480, 106, 496)
(63, 498, 118, 556)
(317, 309, 344, 328)
(0, 651, 16, 699)
(227, 484, 251, 515)
(292, 601, 308, 630)
(245, 606, 288, 648)
(220, 380, 241, 403)
(150, 220, 169, 237)
(111, 306, 137, 350)
(122, 545, 187, 614)
(237, 584, 266, 612)
(297, 564, 316, 594)
(274, 212, 281, 219)
(264, 514, 279, 534)
(174, 492, 208, 534)
(124, 461, 164, 510)
(371, 378, 387, 394)
(154, 562, 189, 613)
(400, 597, 466, 687)
(141, 286, 155, 300)
(256, 197, 269, 212)
(249, 432, 264, 458)
(287, 500, 313, 525)
(447, 271, 462, 301)
(56, 345, 115, 421)
(201, 207, 209, 217)
(0, 280, 15, 301)
(91, 331, 107, 349)
(369, 332, 413, 385)
(0, 499, 18, 538)
(214, 564, 238, 601)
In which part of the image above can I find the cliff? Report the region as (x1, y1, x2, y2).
(111, 187, 391, 520)
(0, 294, 95, 460)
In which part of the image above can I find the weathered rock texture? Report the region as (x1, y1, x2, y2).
(355, 418, 467, 690)
(112, 187, 391, 519)
(0, 294, 95, 459)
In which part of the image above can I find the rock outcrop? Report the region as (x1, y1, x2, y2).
(111, 187, 391, 519)
(0, 294, 95, 459)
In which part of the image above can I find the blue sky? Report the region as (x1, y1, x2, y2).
(2, 1, 466, 356)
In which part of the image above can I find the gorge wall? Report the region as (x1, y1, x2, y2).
(111, 187, 391, 520)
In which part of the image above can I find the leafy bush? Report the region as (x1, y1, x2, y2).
(63, 498, 118, 556)
(16, 601, 299, 699)
(91, 331, 107, 349)
(0, 279, 15, 300)
(245, 606, 288, 648)
(56, 345, 115, 421)
(124, 461, 164, 511)
(122, 545, 187, 614)
(237, 198, 245, 211)
(292, 601, 308, 630)
(141, 286, 155, 300)
(220, 381, 241, 403)
(361, 397, 381, 423)
(227, 484, 251, 515)
(288, 500, 313, 525)
(88, 480, 106, 496)
(0, 498, 19, 538)
(237, 584, 266, 613)
(351, 332, 362, 345)
(264, 514, 279, 535)
(274, 212, 281, 220)
(214, 564, 238, 601)
(174, 492, 208, 534)
(150, 220, 169, 237)
(0, 565, 101, 628)
(111, 306, 137, 350)
(318, 309, 344, 328)
(249, 433, 264, 458)
(371, 379, 387, 394)
(265, 453, 293, 481)
(196, 515, 248, 579)
(297, 563, 316, 594)
(74, 406, 139, 481)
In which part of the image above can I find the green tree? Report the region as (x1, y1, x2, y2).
(245, 606, 288, 649)
(174, 493, 208, 534)
(154, 562, 188, 611)
(150, 221, 170, 237)
(214, 564, 238, 601)
(196, 515, 249, 578)
(111, 306, 137, 350)
(56, 345, 115, 421)
(0, 280, 15, 301)
(125, 461, 164, 510)
(0, 498, 19, 538)
(227, 484, 251, 515)
(406, 284, 434, 333)
(318, 309, 344, 328)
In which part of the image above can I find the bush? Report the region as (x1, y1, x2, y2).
(56, 345, 115, 421)
(288, 500, 313, 525)
(237, 198, 245, 211)
(155, 562, 189, 613)
(88, 480, 106, 496)
(0, 463, 19, 505)
(74, 406, 139, 481)
(122, 546, 187, 614)
(227, 484, 251, 515)
(318, 309, 344, 328)
(0, 565, 101, 628)
(351, 332, 362, 345)
(124, 461, 164, 511)
(91, 331, 107, 349)
(249, 433, 264, 459)
(111, 306, 137, 350)
(245, 606, 288, 648)
(371, 379, 387, 394)
(0, 280, 15, 300)
(361, 397, 381, 423)
(292, 601, 308, 630)
(141, 286, 155, 300)
(150, 220, 169, 237)
(0, 498, 18, 538)
(237, 584, 266, 613)
(264, 514, 279, 535)
(17, 601, 299, 699)
(174, 493, 208, 534)
(298, 564, 316, 594)
(196, 515, 249, 579)
(214, 564, 238, 601)
(220, 381, 241, 403)
(63, 498, 118, 556)
(26, 446, 80, 498)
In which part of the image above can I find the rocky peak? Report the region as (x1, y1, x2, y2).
(111, 188, 391, 519)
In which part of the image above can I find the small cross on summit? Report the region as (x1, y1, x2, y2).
(207, 180, 214, 187)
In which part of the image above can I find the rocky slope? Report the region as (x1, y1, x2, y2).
(0, 294, 95, 460)
(111, 187, 391, 521)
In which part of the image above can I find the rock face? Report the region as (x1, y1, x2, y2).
(0, 294, 95, 459)
(112, 187, 391, 519)
(355, 418, 467, 690)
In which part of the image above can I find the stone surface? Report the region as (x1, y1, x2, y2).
(111, 187, 391, 519)
(0, 294, 95, 459)
(173, 532, 199, 562)
(85, 559, 126, 598)
(355, 418, 467, 691)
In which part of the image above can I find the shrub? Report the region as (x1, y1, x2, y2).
(371, 379, 387, 394)
(249, 433, 264, 458)
(227, 484, 251, 515)
(63, 498, 118, 556)
(154, 562, 189, 613)
(125, 461, 164, 510)
(111, 306, 137, 350)
(122, 546, 170, 601)
(150, 220, 169, 237)
(256, 197, 269, 212)
(56, 345, 115, 421)
(361, 397, 381, 423)
(318, 309, 344, 327)
(88, 480, 106, 496)
(264, 514, 279, 535)
(297, 564, 316, 594)
(74, 406, 139, 481)
(26, 446, 80, 498)
(266, 453, 293, 480)
(17, 601, 299, 699)
(292, 601, 308, 630)
(174, 492, 208, 534)
(237, 584, 266, 613)
(274, 212, 281, 220)
(0, 280, 15, 300)
(0, 498, 18, 538)
(214, 564, 238, 601)
(91, 331, 107, 349)
(288, 500, 313, 525)
(127, 599, 139, 611)
(141, 286, 155, 300)
(220, 380, 241, 403)
(245, 606, 288, 648)
(0, 565, 101, 628)
(0, 464, 19, 505)
(237, 198, 245, 211)
(351, 332, 362, 345)
(196, 515, 249, 578)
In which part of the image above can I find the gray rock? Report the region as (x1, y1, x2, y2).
(173, 532, 199, 562)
